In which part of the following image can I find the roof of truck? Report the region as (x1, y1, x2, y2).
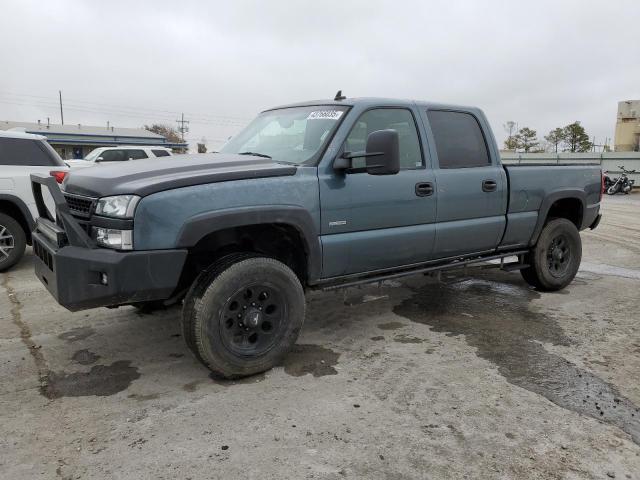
(265, 97, 480, 113)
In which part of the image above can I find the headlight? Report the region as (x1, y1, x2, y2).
(95, 195, 140, 218)
(93, 227, 133, 250)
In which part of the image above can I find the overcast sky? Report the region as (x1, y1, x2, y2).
(1, 0, 639, 151)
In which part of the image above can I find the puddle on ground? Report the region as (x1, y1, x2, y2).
(393, 272, 640, 445)
(42, 360, 140, 399)
(72, 349, 100, 365)
(282, 344, 340, 377)
(58, 327, 95, 342)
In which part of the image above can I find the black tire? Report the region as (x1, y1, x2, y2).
(520, 218, 582, 291)
(0, 213, 27, 272)
(182, 255, 305, 379)
(607, 184, 620, 195)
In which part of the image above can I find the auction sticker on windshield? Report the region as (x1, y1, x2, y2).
(307, 110, 344, 120)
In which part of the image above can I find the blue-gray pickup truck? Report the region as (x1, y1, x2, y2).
(31, 96, 602, 378)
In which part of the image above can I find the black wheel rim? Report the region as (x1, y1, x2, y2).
(218, 283, 286, 357)
(0, 224, 15, 263)
(546, 234, 571, 278)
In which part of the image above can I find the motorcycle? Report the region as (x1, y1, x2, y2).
(603, 171, 615, 193)
(607, 165, 636, 195)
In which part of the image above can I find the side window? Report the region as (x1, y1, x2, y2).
(344, 108, 422, 169)
(427, 110, 490, 168)
(127, 149, 148, 160)
(0, 138, 56, 166)
(152, 149, 171, 157)
(99, 150, 124, 161)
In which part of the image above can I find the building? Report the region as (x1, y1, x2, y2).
(0, 120, 187, 159)
(614, 100, 640, 152)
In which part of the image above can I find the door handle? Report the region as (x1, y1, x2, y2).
(415, 182, 434, 197)
(482, 180, 497, 192)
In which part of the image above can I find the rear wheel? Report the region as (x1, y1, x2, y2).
(520, 218, 581, 291)
(182, 255, 305, 379)
(0, 213, 27, 272)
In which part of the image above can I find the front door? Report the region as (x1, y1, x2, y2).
(319, 107, 437, 277)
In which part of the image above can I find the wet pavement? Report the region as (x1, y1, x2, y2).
(1, 193, 640, 479)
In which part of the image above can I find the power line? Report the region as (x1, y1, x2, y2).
(0, 97, 247, 128)
(176, 113, 189, 142)
(0, 91, 252, 124)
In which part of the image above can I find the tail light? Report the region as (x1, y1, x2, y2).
(50, 170, 67, 184)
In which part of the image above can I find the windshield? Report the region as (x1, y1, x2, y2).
(83, 148, 103, 161)
(220, 105, 349, 165)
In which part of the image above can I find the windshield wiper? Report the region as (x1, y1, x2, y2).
(238, 151, 272, 159)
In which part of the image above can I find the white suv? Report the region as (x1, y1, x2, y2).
(0, 130, 68, 271)
(66, 146, 173, 168)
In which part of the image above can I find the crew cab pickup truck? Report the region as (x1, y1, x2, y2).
(30, 96, 602, 378)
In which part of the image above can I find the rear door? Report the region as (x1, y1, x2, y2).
(319, 106, 437, 277)
(422, 109, 507, 258)
(0, 138, 65, 219)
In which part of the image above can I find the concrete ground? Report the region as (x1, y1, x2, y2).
(1, 194, 639, 480)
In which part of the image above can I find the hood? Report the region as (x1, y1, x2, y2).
(62, 153, 297, 198)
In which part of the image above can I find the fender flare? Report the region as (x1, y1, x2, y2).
(0, 193, 35, 230)
(529, 189, 586, 246)
(175, 205, 322, 282)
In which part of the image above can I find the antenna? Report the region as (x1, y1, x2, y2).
(334, 90, 346, 101)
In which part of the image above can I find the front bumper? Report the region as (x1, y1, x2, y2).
(30, 175, 187, 312)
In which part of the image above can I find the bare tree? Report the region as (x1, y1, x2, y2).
(503, 121, 517, 151)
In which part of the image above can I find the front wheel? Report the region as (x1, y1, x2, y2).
(182, 255, 305, 379)
(607, 184, 620, 195)
(520, 218, 582, 291)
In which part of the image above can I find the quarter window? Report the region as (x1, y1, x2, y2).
(152, 149, 171, 157)
(427, 110, 490, 168)
(345, 108, 422, 169)
(0, 138, 56, 166)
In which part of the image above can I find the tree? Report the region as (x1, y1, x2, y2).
(144, 124, 182, 144)
(561, 122, 592, 152)
(514, 127, 539, 153)
(544, 128, 565, 153)
(503, 121, 517, 151)
(197, 143, 207, 153)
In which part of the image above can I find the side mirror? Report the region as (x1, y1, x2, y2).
(364, 129, 399, 175)
(334, 129, 400, 175)
(95, 157, 104, 162)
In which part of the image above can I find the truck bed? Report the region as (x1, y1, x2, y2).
(499, 164, 602, 249)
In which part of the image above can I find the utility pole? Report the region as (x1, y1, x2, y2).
(176, 113, 189, 143)
(59, 90, 64, 125)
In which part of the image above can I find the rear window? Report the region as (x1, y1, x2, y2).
(152, 149, 171, 157)
(427, 110, 490, 168)
(0, 138, 59, 166)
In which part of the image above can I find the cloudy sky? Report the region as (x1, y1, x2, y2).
(1, 0, 638, 151)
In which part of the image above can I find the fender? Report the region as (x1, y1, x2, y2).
(0, 193, 35, 232)
(176, 205, 322, 282)
(529, 189, 586, 246)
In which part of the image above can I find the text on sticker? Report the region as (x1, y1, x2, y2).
(307, 110, 344, 121)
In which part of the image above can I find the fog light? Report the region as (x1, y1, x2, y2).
(93, 227, 133, 250)
(100, 273, 108, 285)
